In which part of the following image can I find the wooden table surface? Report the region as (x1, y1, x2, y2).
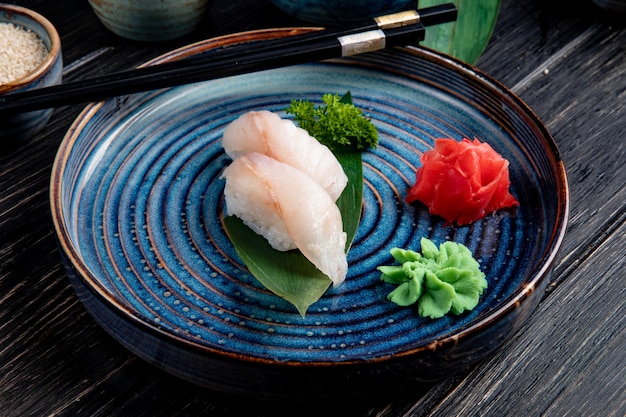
(1, 0, 624, 416)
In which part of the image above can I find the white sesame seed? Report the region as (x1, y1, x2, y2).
(0, 23, 48, 85)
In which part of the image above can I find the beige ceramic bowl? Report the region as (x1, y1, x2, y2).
(0, 4, 63, 143)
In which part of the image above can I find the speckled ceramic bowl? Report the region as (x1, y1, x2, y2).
(51, 28, 569, 400)
(87, 0, 212, 42)
(0, 4, 62, 143)
(270, 0, 414, 25)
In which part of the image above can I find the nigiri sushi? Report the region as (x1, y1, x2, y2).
(221, 152, 348, 287)
(222, 110, 348, 202)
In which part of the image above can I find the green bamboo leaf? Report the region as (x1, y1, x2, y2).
(223, 150, 363, 317)
(223, 216, 332, 317)
(335, 150, 363, 250)
(419, 0, 501, 64)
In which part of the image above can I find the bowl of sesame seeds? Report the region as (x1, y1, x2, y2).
(0, 4, 62, 143)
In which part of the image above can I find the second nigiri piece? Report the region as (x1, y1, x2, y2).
(221, 152, 348, 287)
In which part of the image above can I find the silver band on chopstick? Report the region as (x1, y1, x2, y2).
(374, 10, 420, 28)
(338, 29, 386, 57)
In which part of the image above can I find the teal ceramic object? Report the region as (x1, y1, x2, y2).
(590, 0, 626, 12)
(0, 4, 62, 143)
(87, 0, 212, 42)
(51, 29, 569, 400)
(270, 0, 414, 25)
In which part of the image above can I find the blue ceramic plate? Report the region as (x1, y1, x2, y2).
(51, 29, 569, 400)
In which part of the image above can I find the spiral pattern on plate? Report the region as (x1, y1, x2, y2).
(57, 54, 558, 364)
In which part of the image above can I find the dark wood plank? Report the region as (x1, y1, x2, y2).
(517, 25, 626, 291)
(476, 0, 621, 88)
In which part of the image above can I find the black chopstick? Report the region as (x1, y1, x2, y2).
(0, 5, 456, 114)
(169, 3, 457, 67)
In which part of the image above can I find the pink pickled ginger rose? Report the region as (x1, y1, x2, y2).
(406, 138, 519, 225)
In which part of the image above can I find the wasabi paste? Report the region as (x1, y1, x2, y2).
(378, 237, 487, 319)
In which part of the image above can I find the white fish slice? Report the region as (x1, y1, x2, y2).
(221, 152, 348, 287)
(222, 110, 348, 202)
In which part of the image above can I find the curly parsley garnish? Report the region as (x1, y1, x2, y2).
(378, 238, 488, 319)
(286, 91, 378, 152)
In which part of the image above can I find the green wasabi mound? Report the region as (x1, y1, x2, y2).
(378, 238, 488, 319)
